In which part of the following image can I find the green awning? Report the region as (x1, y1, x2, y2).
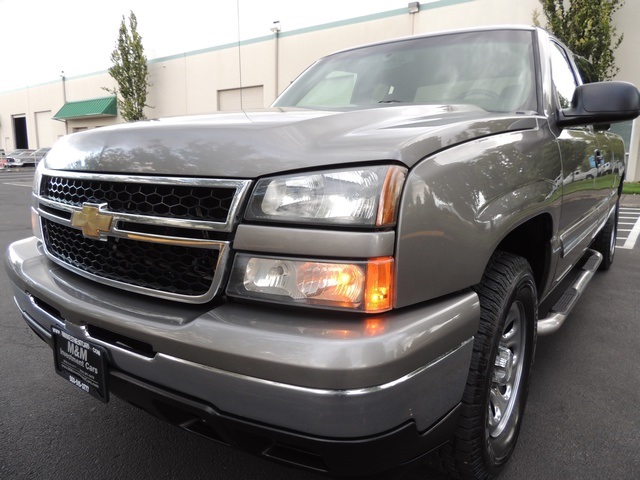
(53, 96, 117, 120)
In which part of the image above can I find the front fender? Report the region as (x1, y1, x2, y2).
(395, 124, 562, 308)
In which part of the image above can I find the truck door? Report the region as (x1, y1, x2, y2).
(550, 42, 605, 280)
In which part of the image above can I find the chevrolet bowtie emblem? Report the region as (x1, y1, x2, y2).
(71, 204, 113, 239)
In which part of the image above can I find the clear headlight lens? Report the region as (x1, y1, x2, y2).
(227, 254, 394, 312)
(246, 165, 406, 227)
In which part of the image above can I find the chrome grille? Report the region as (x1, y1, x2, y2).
(36, 171, 251, 303)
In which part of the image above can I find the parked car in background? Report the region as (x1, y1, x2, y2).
(5, 149, 33, 157)
(30, 147, 51, 164)
(2, 149, 32, 169)
(6, 148, 49, 168)
(5, 151, 34, 168)
(27, 147, 51, 162)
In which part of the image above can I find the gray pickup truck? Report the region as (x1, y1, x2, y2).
(6, 26, 640, 479)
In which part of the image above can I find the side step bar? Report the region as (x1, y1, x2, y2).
(537, 249, 602, 336)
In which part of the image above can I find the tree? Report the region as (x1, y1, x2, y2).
(533, 0, 625, 81)
(104, 11, 151, 121)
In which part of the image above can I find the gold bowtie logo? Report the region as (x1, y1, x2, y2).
(71, 204, 113, 239)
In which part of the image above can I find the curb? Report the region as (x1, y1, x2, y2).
(621, 194, 640, 208)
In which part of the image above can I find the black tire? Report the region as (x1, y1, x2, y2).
(593, 202, 619, 271)
(437, 252, 537, 479)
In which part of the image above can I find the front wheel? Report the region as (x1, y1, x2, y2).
(438, 252, 537, 479)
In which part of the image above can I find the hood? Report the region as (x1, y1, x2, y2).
(44, 106, 538, 177)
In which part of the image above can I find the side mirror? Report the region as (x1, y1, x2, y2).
(557, 81, 640, 128)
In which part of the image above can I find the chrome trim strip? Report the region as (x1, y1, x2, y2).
(116, 231, 223, 248)
(40, 167, 252, 190)
(559, 199, 612, 258)
(38, 201, 225, 248)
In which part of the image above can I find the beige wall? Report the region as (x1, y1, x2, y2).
(0, 83, 67, 149)
(416, 0, 537, 31)
(1, 0, 639, 179)
(144, 41, 275, 117)
(612, 0, 640, 181)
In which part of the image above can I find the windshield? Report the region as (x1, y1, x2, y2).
(274, 29, 537, 113)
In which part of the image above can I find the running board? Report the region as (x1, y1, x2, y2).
(537, 249, 602, 336)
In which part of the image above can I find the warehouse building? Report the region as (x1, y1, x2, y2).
(1, 0, 639, 180)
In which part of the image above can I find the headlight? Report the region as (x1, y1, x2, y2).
(227, 254, 394, 312)
(245, 165, 406, 227)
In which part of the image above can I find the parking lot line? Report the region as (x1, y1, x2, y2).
(618, 207, 640, 250)
(2, 182, 32, 187)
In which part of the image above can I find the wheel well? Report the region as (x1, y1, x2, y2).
(495, 214, 553, 296)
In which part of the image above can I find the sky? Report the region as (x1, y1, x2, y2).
(0, 0, 410, 93)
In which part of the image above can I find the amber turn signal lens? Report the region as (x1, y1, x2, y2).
(376, 166, 406, 226)
(365, 257, 394, 312)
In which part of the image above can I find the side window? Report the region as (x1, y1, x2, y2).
(550, 42, 578, 109)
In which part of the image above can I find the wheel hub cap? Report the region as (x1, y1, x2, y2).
(487, 301, 526, 439)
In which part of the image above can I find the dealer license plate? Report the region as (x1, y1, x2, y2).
(52, 326, 109, 403)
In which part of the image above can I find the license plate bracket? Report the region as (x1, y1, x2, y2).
(52, 326, 109, 403)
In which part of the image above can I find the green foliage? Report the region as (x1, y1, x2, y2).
(533, 0, 625, 81)
(622, 182, 640, 195)
(104, 11, 151, 121)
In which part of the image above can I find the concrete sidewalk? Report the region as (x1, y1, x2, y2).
(621, 194, 640, 207)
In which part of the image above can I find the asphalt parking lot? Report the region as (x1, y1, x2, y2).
(1, 169, 639, 479)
